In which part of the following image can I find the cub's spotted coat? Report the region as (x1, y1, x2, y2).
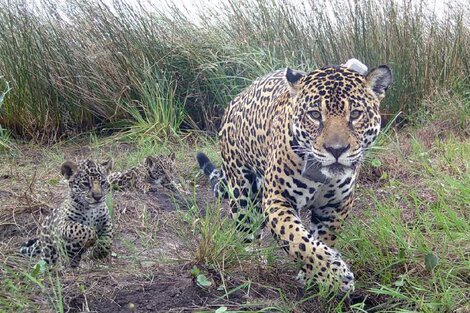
(108, 153, 178, 193)
(21, 159, 114, 268)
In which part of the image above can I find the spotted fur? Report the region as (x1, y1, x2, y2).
(197, 65, 392, 294)
(107, 153, 178, 193)
(20, 159, 114, 268)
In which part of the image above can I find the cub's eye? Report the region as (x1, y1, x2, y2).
(307, 111, 322, 120)
(350, 110, 362, 120)
(82, 182, 91, 188)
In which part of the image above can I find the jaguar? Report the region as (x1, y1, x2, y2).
(20, 159, 114, 268)
(107, 153, 178, 193)
(197, 63, 392, 294)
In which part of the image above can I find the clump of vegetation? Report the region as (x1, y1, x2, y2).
(0, 0, 469, 141)
(0, 77, 13, 151)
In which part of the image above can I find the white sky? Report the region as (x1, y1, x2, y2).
(130, 0, 469, 26)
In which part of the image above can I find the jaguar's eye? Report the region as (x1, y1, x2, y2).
(82, 181, 91, 188)
(308, 110, 322, 120)
(350, 110, 362, 120)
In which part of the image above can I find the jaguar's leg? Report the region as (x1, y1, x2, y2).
(63, 241, 86, 268)
(310, 195, 353, 247)
(40, 236, 59, 266)
(224, 164, 264, 242)
(91, 215, 113, 259)
(20, 238, 41, 258)
(264, 194, 354, 294)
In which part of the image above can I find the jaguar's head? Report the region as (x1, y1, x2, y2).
(286, 65, 392, 177)
(61, 159, 113, 205)
(144, 153, 175, 182)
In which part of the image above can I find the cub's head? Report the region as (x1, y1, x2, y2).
(61, 159, 113, 204)
(286, 65, 392, 176)
(144, 153, 175, 182)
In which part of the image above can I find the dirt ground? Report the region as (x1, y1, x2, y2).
(0, 142, 392, 313)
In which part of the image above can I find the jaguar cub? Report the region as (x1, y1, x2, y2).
(107, 153, 178, 193)
(20, 159, 114, 268)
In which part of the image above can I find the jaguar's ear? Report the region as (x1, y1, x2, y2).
(101, 159, 113, 173)
(285, 67, 304, 97)
(366, 65, 393, 101)
(168, 152, 175, 161)
(145, 156, 156, 168)
(61, 161, 78, 180)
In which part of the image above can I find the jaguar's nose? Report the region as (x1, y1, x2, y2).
(323, 144, 350, 160)
(92, 193, 103, 201)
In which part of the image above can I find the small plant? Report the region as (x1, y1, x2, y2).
(106, 192, 114, 222)
(190, 265, 213, 288)
(190, 198, 265, 271)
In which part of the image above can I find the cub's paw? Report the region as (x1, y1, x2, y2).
(91, 237, 112, 259)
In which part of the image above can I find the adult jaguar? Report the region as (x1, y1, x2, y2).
(20, 159, 114, 268)
(197, 64, 392, 294)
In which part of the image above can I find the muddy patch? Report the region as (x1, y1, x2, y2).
(69, 273, 213, 313)
(68, 271, 264, 313)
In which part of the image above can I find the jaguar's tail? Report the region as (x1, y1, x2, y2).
(196, 152, 228, 198)
(20, 238, 41, 257)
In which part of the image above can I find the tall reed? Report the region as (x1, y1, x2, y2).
(0, 0, 468, 141)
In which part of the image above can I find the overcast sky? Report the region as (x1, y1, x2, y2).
(125, 0, 469, 26)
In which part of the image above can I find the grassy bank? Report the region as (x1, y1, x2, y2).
(0, 0, 469, 141)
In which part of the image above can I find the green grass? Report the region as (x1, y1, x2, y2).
(182, 196, 269, 271)
(342, 134, 469, 312)
(112, 68, 186, 141)
(106, 140, 174, 172)
(0, 0, 469, 141)
(346, 196, 468, 311)
(0, 259, 64, 312)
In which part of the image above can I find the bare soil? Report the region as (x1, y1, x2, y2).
(67, 271, 254, 313)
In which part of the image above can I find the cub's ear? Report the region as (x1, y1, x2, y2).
(145, 156, 156, 168)
(101, 159, 113, 173)
(285, 67, 305, 96)
(366, 65, 393, 100)
(168, 152, 175, 160)
(61, 161, 78, 179)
